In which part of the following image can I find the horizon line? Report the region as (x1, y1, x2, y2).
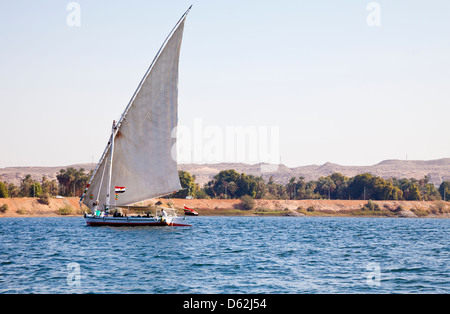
(1, 157, 449, 170)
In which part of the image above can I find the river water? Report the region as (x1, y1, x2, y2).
(0, 216, 448, 293)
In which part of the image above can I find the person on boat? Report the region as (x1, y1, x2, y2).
(161, 208, 167, 222)
(93, 201, 99, 213)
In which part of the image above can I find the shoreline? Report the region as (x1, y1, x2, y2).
(1, 197, 449, 219)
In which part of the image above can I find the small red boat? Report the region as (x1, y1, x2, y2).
(184, 205, 198, 216)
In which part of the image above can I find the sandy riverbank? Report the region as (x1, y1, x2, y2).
(1, 197, 449, 218)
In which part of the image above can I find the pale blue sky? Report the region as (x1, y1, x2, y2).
(0, 0, 449, 168)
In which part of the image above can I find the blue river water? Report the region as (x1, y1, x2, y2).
(0, 216, 448, 294)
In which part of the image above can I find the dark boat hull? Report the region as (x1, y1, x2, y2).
(85, 214, 191, 227)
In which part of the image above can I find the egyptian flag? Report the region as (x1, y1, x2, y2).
(115, 186, 126, 193)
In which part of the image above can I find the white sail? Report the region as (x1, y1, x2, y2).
(82, 14, 187, 209)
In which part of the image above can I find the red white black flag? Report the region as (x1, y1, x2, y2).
(115, 186, 126, 193)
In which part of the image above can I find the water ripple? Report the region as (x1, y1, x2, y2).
(0, 216, 448, 293)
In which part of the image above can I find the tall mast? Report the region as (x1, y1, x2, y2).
(105, 120, 116, 211)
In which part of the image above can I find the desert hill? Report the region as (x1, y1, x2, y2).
(1, 158, 449, 187)
(182, 159, 450, 186)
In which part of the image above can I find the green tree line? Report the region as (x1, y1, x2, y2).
(173, 169, 449, 202)
(1, 168, 448, 203)
(0, 167, 91, 198)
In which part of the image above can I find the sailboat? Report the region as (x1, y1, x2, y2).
(79, 6, 192, 227)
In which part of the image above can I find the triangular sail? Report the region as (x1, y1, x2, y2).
(81, 10, 189, 210)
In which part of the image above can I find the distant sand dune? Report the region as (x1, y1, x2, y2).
(1, 158, 449, 187)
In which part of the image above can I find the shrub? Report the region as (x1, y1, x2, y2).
(0, 204, 8, 213)
(434, 201, 448, 214)
(17, 208, 27, 215)
(239, 195, 255, 210)
(411, 207, 428, 217)
(38, 193, 51, 205)
(362, 200, 380, 211)
(390, 205, 403, 213)
(58, 205, 73, 215)
(307, 206, 315, 212)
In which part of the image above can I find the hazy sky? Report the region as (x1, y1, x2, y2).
(1, 0, 449, 168)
